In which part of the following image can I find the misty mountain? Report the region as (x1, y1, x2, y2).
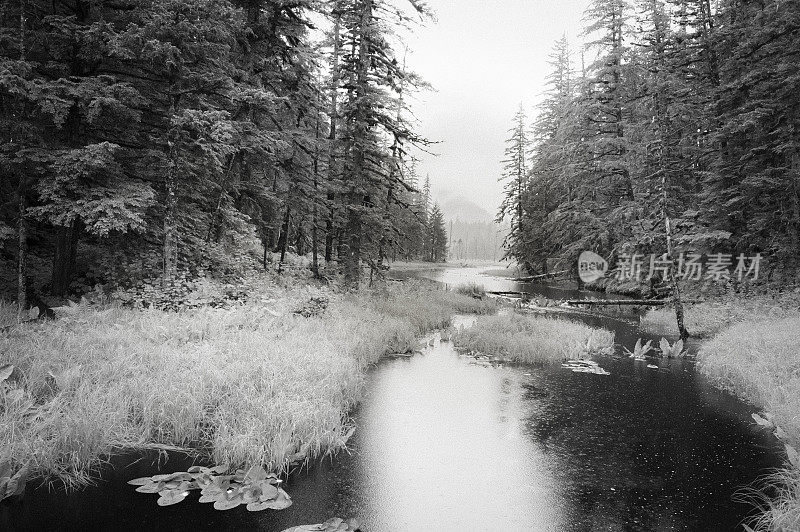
(441, 196, 494, 224)
(436, 195, 508, 261)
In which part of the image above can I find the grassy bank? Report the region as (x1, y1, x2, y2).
(641, 293, 800, 338)
(451, 313, 614, 364)
(698, 316, 800, 530)
(0, 280, 495, 488)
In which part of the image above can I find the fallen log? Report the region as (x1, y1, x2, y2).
(512, 270, 570, 282)
(566, 299, 702, 306)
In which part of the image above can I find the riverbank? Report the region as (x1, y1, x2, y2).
(641, 291, 800, 338)
(639, 290, 800, 529)
(0, 277, 496, 489)
(697, 314, 800, 530)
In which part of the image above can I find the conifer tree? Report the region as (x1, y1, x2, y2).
(498, 104, 531, 260)
(335, 0, 429, 286)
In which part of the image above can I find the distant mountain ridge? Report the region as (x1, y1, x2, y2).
(436, 195, 508, 261)
(441, 196, 494, 223)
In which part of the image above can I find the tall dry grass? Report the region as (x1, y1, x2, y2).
(453, 282, 486, 299)
(699, 316, 800, 530)
(642, 295, 800, 338)
(451, 313, 614, 364)
(0, 282, 494, 488)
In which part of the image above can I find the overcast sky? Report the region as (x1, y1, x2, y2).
(404, 0, 591, 214)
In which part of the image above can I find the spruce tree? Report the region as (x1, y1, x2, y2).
(498, 104, 531, 261)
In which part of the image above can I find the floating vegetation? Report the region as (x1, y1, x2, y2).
(659, 338, 685, 358)
(282, 517, 361, 532)
(128, 464, 292, 511)
(624, 338, 654, 361)
(583, 337, 614, 357)
(561, 359, 610, 376)
(750, 412, 800, 470)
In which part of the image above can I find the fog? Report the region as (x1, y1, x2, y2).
(405, 0, 591, 215)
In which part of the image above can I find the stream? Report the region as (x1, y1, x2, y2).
(2, 266, 785, 531)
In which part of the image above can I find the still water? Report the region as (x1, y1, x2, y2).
(3, 267, 784, 531)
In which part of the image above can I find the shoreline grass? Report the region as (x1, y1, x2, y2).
(641, 294, 800, 338)
(451, 313, 614, 364)
(0, 280, 496, 489)
(698, 316, 800, 530)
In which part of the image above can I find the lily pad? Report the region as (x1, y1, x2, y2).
(131, 463, 291, 512)
(135, 483, 162, 494)
(246, 501, 273, 512)
(280, 518, 361, 532)
(260, 489, 292, 510)
(258, 483, 279, 501)
(162, 472, 193, 483)
(213, 494, 243, 510)
(127, 477, 155, 486)
(157, 490, 189, 506)
(245, 464, 269, 482)
(198, 493, 218, 503)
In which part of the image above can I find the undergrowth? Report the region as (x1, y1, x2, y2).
(0, 279, 494, 489)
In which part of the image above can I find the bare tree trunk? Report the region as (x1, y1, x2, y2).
(163, 96, 180, 284)
(17, 175, 27, 312)
(663, 174, 688, 340)
(325, 12, 342, 267)
(52, 220, 80, 295)
(277, 205, 291, 273)
(163, 157, 178, 283)
(325, 215, 334, 264)
(312, 116, 321, 277)
(344, 204, 361, 287)
(16, 0, 27, 312)
(343, 0, 375, 289)
(206, 153, 237, 243)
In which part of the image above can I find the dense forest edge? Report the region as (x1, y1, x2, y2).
(499, 0, 800, 294)
(1, 0, 447, 307)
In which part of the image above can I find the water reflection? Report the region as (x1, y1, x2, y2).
(357, 339, 564, 531)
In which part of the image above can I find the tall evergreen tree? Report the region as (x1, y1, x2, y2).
(335, 0, 429, 286)
(498, 104, 531, 260)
